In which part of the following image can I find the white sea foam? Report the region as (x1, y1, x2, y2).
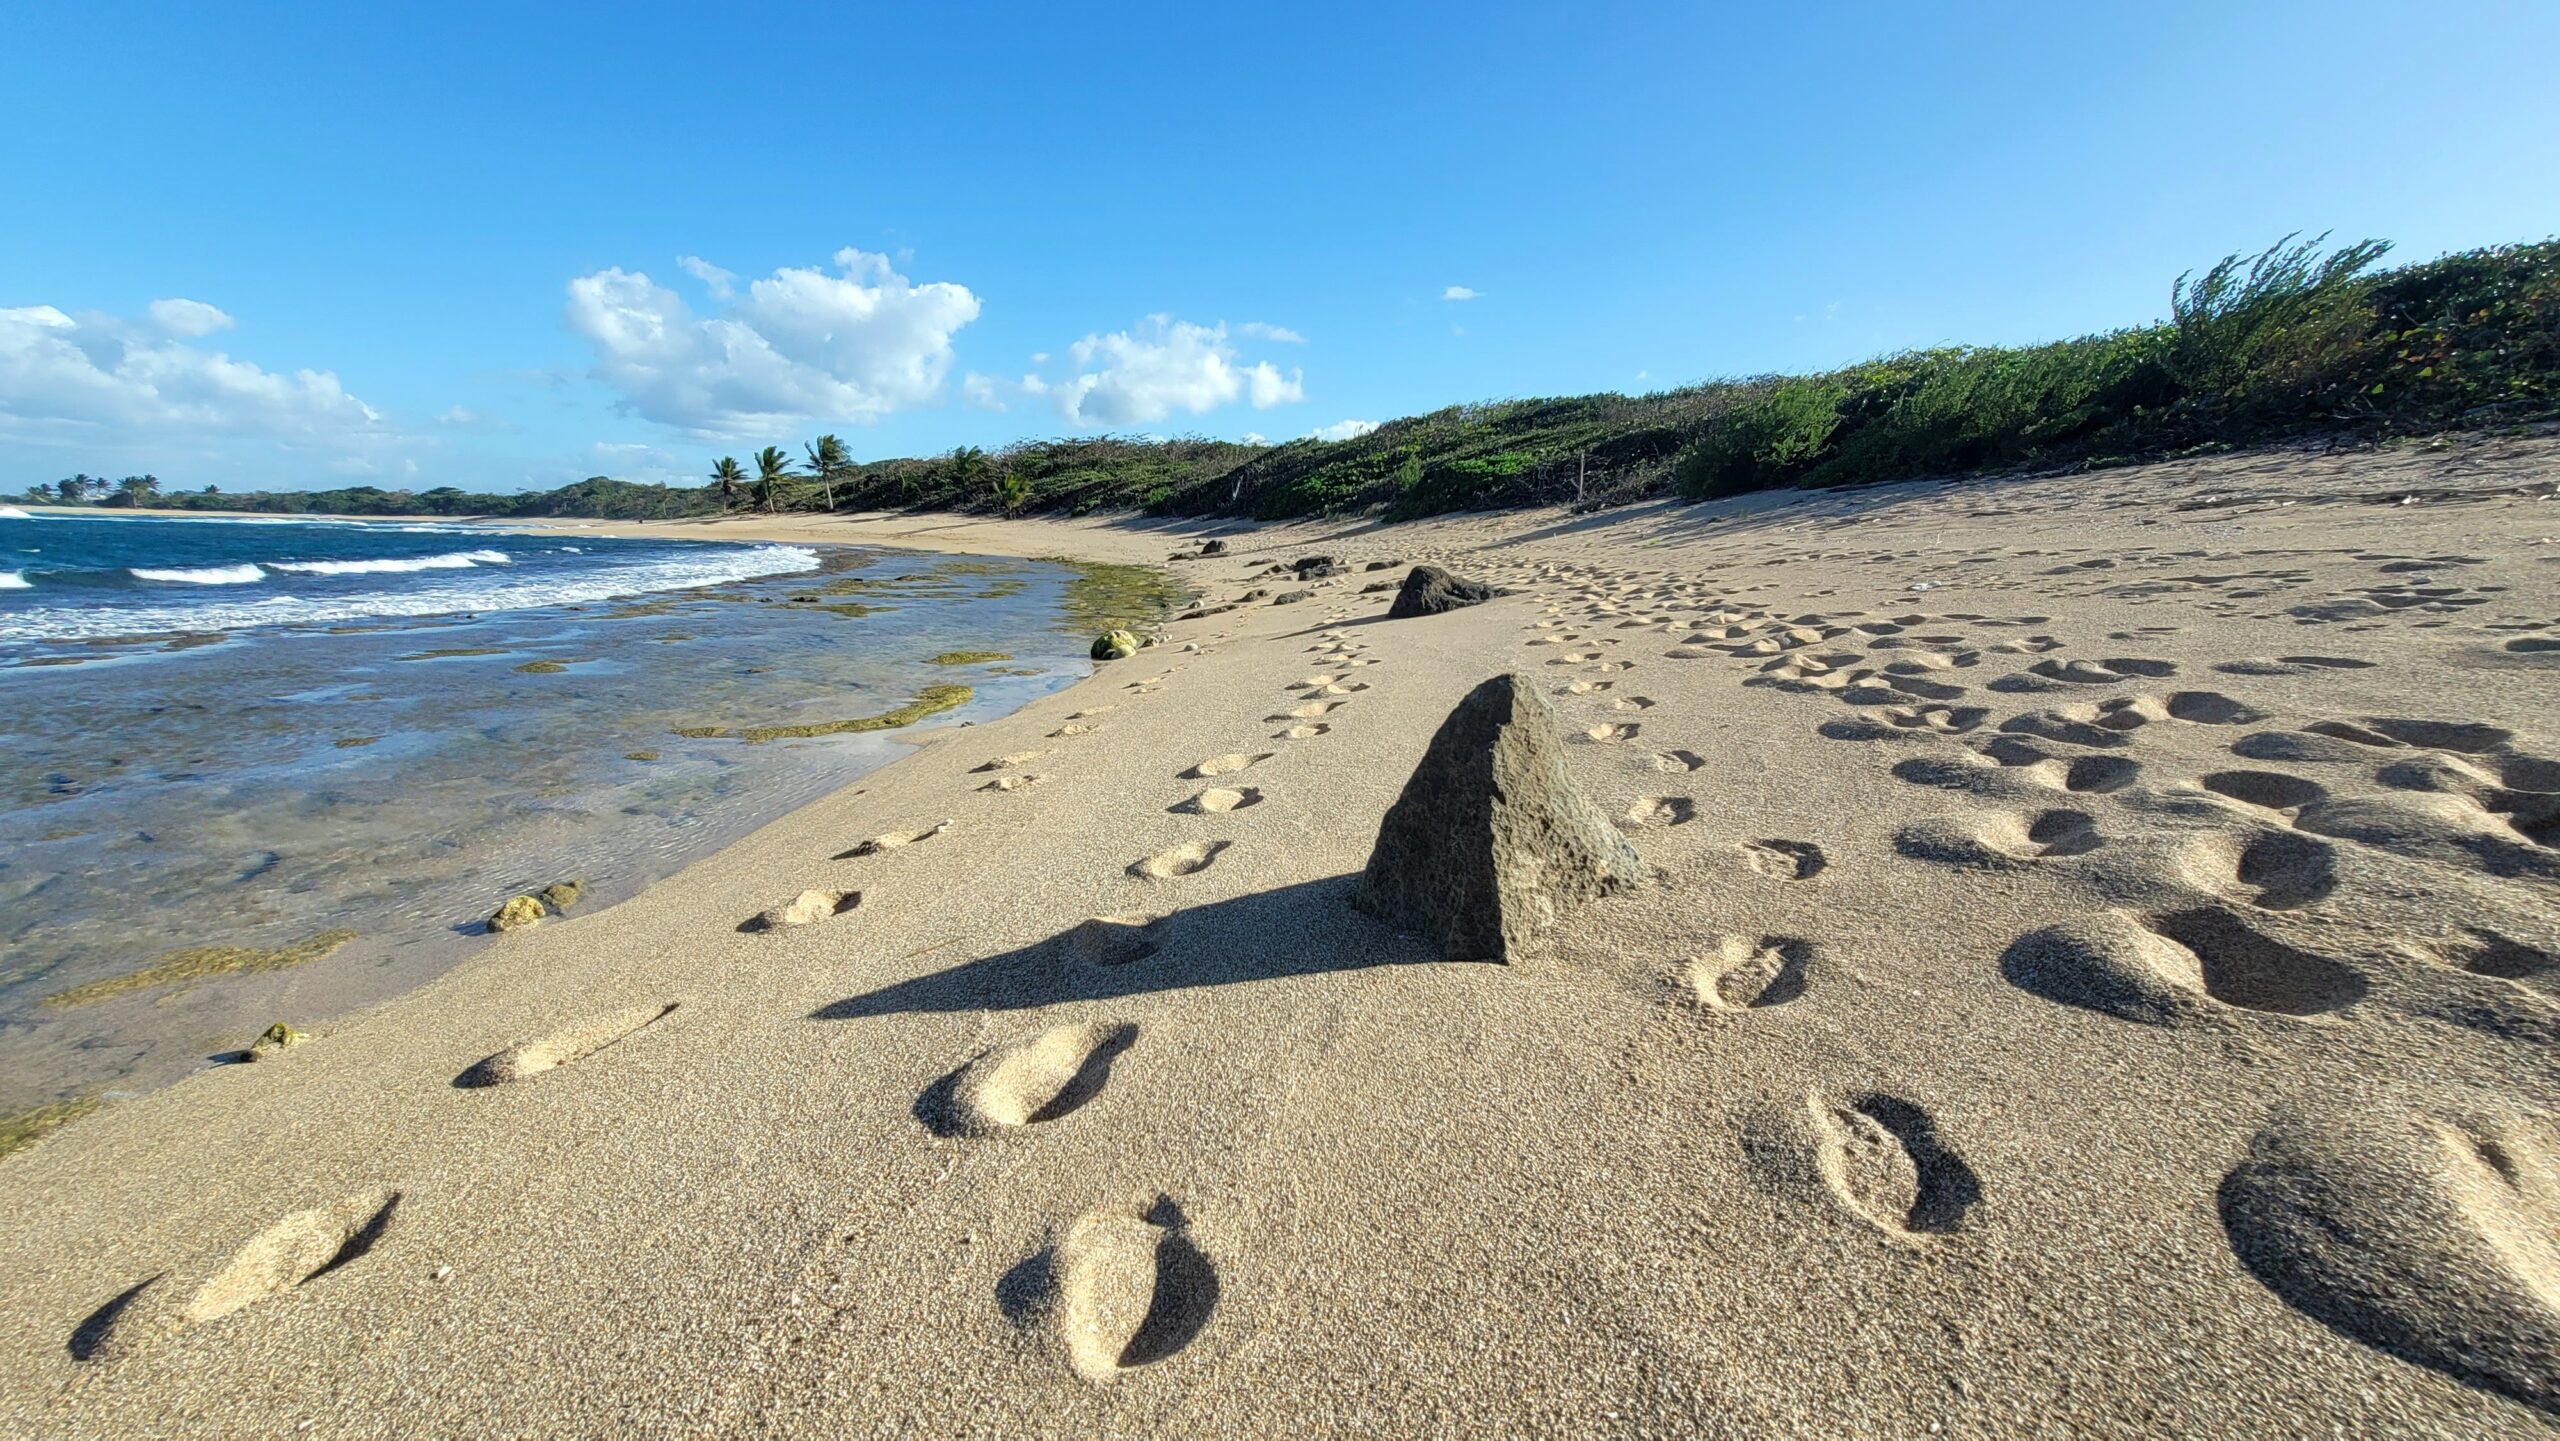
(0, 505, 31, 520)
(7, 544, 818, 641)
(0, 571, 27, 589)
(269, 548, 512, 576)
(130, 563, 268, 585)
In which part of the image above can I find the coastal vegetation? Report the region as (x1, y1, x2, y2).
(20, 236, 2554, 525)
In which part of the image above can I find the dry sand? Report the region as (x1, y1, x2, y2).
(5, 431, 2559, 1436)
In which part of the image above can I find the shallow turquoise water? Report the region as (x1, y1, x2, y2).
(0, 527, 1133, 1111)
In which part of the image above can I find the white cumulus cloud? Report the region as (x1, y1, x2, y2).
(675, 255, 737, 300)
(967, 317, 1304, 429)
(1308, 418, 1380, 442)
(1238, 321, 1306, 344)
(0, 302, 383, 446)
(146, 298, 236, 337)
(1442, 285, 1480, 301)
(566, 248, 982, 438)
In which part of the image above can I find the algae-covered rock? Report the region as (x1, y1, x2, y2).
(488, 895, 545, 933)
(539, 879, 585, 912)
(1091, 629, 1140, 661)
(247, 1022, 308, 1060)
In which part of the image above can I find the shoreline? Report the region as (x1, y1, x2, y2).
(0, 527, 1155, 1119)
(4, 433, 2558, 1432)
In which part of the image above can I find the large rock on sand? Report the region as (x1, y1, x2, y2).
(1354, 674, 1645, 961)
(1386, 564, 1501, 619)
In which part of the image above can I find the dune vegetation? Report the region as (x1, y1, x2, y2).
(34, 235, 2555, 526)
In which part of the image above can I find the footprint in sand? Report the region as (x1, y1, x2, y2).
(77, 1190, 407, 1360)
(979, 773, 1048, 793)
(1687, 935, 1814, 1010)
(1277, 723, 1330, 740)
(1807, 1092, 1981, 1243)
(1272, 701, 1344, 721)
(1582, 722, 1640, 744)
(1893, 808, 2099, 868)
(1610, 696, 1657, 713)
(1000, 1196, 1219, 1385)
(2199, 770, 2329, 812)
(1651, 749, 1707, 773)
(1559, 679, 1615, 696)
(1742, 838, 1827, 880)
(839, 820, 951, 858)
(918, 1022, 1137, 1137)
(2026, 656, 2178, 685)
(2001, 906, 2366, 1025)
(2432, 928, 2558, 986)
(1049, 722, 1100, 738)
(2178, 826, 2339, 911)
(746, 888, 860, 932)
(1184, 752, 1271, 779)
(454, 1002, 678, 1087)
(1061, 913, 1171, 967)
(1172, 787, 1262, 814)
(2165, 691, 2267, 726)
(2213, 655, 2377, 677)
(2221, 1097, 2560, 1414)
(1130, 840, 1228, 880)
(972, 751, 1047, 772)
(1620, 795, 1695, 828)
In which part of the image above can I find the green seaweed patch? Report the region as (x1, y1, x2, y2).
(624, 750, 660, 762)
(0, 1097, 101, 1162)
(933, 559, 1019, 577)
(11, 656, 91, 668)
(974, 580, 1030, 599)
(396, 647, 508, 661)
(333, 735, 380, 748)
(43, 928, 362, 1008)
(928, 650, 1013, 665)
(513, 660, 569, 674)
(985, 665, 1044, 676)
(674, 684, 973, 743)
(1037, 556, 1188, 635)
(813, 602, 890, 619)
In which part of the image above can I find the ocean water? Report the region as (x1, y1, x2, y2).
(0, 512, 1159, 1113)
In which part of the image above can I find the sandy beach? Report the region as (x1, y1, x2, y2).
(4, 430, 2558, 1436)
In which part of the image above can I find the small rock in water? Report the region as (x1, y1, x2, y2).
(487, 895, 546, 933)
(1386, 565, 1503, 620)
(538, 879, 584, 912)
(246, 1021, 308, 1060)
(1090, 630, 1139, 661)
(1354, 673, 1645, 961)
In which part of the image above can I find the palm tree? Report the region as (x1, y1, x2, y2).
(751, 446, 795, 513)
(710, 456, 746, 511)
(804, 434, 849, 512)
(116, 474, 161, 506)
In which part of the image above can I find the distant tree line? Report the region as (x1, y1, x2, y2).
(17, 235, 2555, 525)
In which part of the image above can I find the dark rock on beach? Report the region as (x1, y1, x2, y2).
(1354, 674, 1645, 961)
(1386, 565, 1502, 619)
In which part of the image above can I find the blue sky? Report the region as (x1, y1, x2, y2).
(6, 1, 2557, 493)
